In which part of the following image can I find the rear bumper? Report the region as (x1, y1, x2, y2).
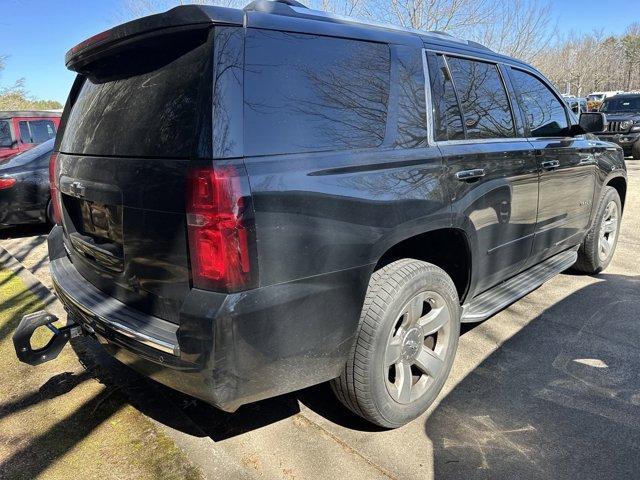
(48, 226, 370, 411)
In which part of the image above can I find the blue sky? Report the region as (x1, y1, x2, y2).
(0, 0, 636, 103)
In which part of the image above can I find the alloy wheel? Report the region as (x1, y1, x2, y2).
(384, 291, 452, 404)
(598, 200, 619, 263)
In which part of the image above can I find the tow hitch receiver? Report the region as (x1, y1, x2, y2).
(13, 311, 82, 366)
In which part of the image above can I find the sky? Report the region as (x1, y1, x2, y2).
(0, 0, 637, 104)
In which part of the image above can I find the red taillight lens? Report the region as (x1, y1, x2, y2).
(0, 177, 16, 189)
(186, 163, 255, 292)
(48, 153, 62, 224)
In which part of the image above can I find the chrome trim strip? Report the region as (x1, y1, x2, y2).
(290, 7, 469, 44)
(421, 48, 436, 146)
(53, 277, 179, 357)
(434, 137, 530, 146)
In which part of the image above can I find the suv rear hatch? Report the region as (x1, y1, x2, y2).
(56, 20, 216, 324)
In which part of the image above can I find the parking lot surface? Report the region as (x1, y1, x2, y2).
(1, 162, 639, 480)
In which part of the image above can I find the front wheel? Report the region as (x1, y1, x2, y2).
(574, 186, 621, 274)
(331, 259, 460, 428)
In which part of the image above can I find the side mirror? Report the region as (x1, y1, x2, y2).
(579, 112, 606, 133)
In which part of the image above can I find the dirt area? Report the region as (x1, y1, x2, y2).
(0, 267, 202, 480)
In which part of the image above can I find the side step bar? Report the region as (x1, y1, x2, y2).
(461, 248, 578, 323)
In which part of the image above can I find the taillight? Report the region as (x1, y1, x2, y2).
(0, 177, 16, 189)
(186, 162, 256, 292)
(48, 153, 62, 224)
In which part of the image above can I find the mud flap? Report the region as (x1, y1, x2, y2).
(13, 311, 82, 366)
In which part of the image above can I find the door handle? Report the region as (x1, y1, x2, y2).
(540, 160, 560, 170)
(455, 169, 486, 181)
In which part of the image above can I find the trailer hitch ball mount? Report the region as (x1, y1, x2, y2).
(13, 310, 82, 366)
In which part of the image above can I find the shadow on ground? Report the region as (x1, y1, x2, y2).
(426, 273, 640, 480)
(68, 271, 640, 480)
(2, 250, 639, 478)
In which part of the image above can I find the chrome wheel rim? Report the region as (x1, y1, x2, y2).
(384, 291, 451, 404)
(598, 200, 619, 263)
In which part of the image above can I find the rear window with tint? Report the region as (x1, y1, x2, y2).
(245, 30, 390, 156)
(60, 28, 212, 158)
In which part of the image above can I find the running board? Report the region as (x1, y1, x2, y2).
(461, 248, 578, 323)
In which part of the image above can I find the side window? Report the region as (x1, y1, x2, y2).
(19, 121, 31, 143)
(28, 120, 56, 144)
(0, 120, 12, 147)
(427, 53, 464, 141)
(395, 47, 428, 148)
(245, 30, 390, 156)
(446, 57, 515, 139)
(510, 69, 568, 137)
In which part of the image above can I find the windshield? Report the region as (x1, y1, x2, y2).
(588, 94, 604, 102)
(0, 120, 12, 148)
(601, 97, 640, 113)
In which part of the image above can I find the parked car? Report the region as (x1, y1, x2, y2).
(563, 96, 588, 115)
(587, 91, 624, 112)
(596, 93, 640, 159)
(0, 139, 55, 227)
(13, 0, 626, 428)
(0, 111, 60, 162)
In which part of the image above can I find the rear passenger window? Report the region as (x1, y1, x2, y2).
(245, 30, 390, 156)
(447, 57, 515, 139)
(0, 120, 11, 147)
(395, 47, 429, 148)
(19, 122, 30, 143)
(427, 54, 464, 141)
(510, 69, 569, 137)
(19, 120, 56, 144)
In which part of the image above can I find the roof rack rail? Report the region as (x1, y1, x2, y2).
(244, 0, 307, 12)
(244, 0, 481, 46)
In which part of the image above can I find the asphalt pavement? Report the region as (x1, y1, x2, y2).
(1, 162, 639, 480)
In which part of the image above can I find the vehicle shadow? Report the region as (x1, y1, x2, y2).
(0, 223, 50, 241)
(70, 337, 305, 441)
(425, 273, 640, 480)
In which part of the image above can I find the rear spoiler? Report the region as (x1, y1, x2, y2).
(65, 5, 243, 72)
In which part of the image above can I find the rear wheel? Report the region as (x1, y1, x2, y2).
(331, 259, 460, 428)
(574, 186, 621, 274)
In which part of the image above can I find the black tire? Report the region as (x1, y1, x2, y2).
(574, 186, 621, 274)
(632, 141, 640, 160)
(331, 259, 460, 428)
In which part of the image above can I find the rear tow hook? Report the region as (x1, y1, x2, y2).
(13, 311, 82, 366)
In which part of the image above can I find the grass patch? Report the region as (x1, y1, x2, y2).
(0, 268, 202, 480)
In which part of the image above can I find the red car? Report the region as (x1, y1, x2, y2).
(0, 111, 61, 162)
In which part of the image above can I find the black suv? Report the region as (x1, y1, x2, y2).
(597, 93, 640, 159)
(14, 0, 626, 428)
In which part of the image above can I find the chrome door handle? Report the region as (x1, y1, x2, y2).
(455, 169, 486, 181)
(541, 160, 560, 170)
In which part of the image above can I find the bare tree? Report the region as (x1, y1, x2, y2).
(117, 0, 639, 95)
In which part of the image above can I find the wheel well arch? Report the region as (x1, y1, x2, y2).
(606, 176, 627, 211)
(374, 228, 472, 302)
